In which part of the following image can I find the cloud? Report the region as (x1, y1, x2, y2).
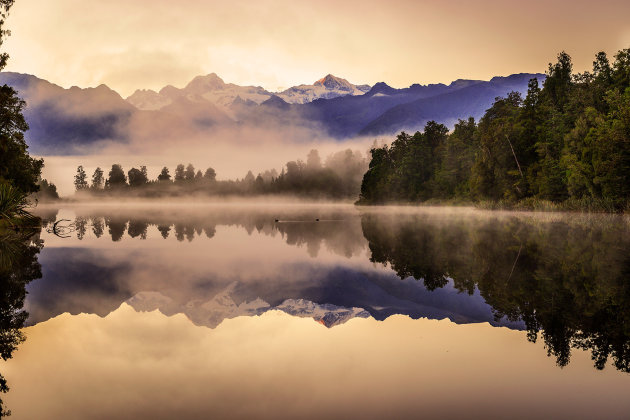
(81, 49, 206, 96)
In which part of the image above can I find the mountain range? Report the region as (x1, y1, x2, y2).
(127, 73, 371, 111)
(0, 71, 545, 154)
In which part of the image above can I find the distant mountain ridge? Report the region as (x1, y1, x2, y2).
(359, 73, 544, 136)
(0, 72, 134, 153)
(126, 73, 371, 111)
(0, 71, 545, 154)
(127, 72, 273, 113)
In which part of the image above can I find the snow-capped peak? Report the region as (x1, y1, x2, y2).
(125, 73, 372, 110)
(314, 74, 354, 92)
(275, 74, 371, 104)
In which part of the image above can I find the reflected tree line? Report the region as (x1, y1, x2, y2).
(361, 212, 630, 372)
(0, 230, 43, 416)
(69, 209, 366, 259)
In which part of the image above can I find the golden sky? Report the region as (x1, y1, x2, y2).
(4, 0, 630, 96)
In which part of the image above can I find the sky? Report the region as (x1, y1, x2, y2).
(3, 0, 630, 97)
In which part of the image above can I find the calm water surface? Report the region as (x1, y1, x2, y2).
(1, 203, 629, 419)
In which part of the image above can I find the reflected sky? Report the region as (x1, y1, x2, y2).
(4, 307, 630, 420)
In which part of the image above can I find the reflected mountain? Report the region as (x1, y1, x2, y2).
(28, 247, 515, 329)
(25, 205, 630, 372)
(0, 229, 43, 416)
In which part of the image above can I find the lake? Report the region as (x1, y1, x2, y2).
(1, 203, 629, 419)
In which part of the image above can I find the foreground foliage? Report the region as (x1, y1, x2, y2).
(0, 183, 37, 227)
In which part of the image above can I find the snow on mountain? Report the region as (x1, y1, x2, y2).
(275, 298, 370, 328)
(126, 285, 370, 329)
(126, 73, 371, 110)
(126, 73, 273, 114)
(126, 284, 270, 328)
(127, 291, 175, 311)
(185, 73, 272, 108)
(276, 74, 371, 104)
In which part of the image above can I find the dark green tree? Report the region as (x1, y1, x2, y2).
(591, 89, 630, 204)
(157, 166, 171, 182)
(91, 167, 104, 189)
(107, 164, 127, 188)
(359, 145, 393, 204)
(174, 164, 185, 182)
(612, 48, 630, 92)
(435, 117, 478, 198)
(35, 178, 58, 200)
(544, 51, 573, 111)
(184, 164, 195, 181)
(74, 166, 88, 191)
(471, 92, 525, 200)
(203, 167, 216, 182)
(127, 167, 148, 187)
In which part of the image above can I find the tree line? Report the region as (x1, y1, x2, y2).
(359, 48, 630, 211)
(73, 149, 367, 199)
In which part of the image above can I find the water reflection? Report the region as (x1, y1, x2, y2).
(362, 211, 630, 372)
(0, 229, 42, 416)
(28, 207, 518, 331)
(26, 205, 630, 374)
(66, 206, 366, 259)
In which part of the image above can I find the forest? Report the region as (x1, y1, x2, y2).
(359, 48, 630, 211)
(72, 149, 367, 199)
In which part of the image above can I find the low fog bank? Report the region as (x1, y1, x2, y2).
(46, 195, 360, 207)
(40, 126, 379, 197)
(46, 139, 371, 202)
